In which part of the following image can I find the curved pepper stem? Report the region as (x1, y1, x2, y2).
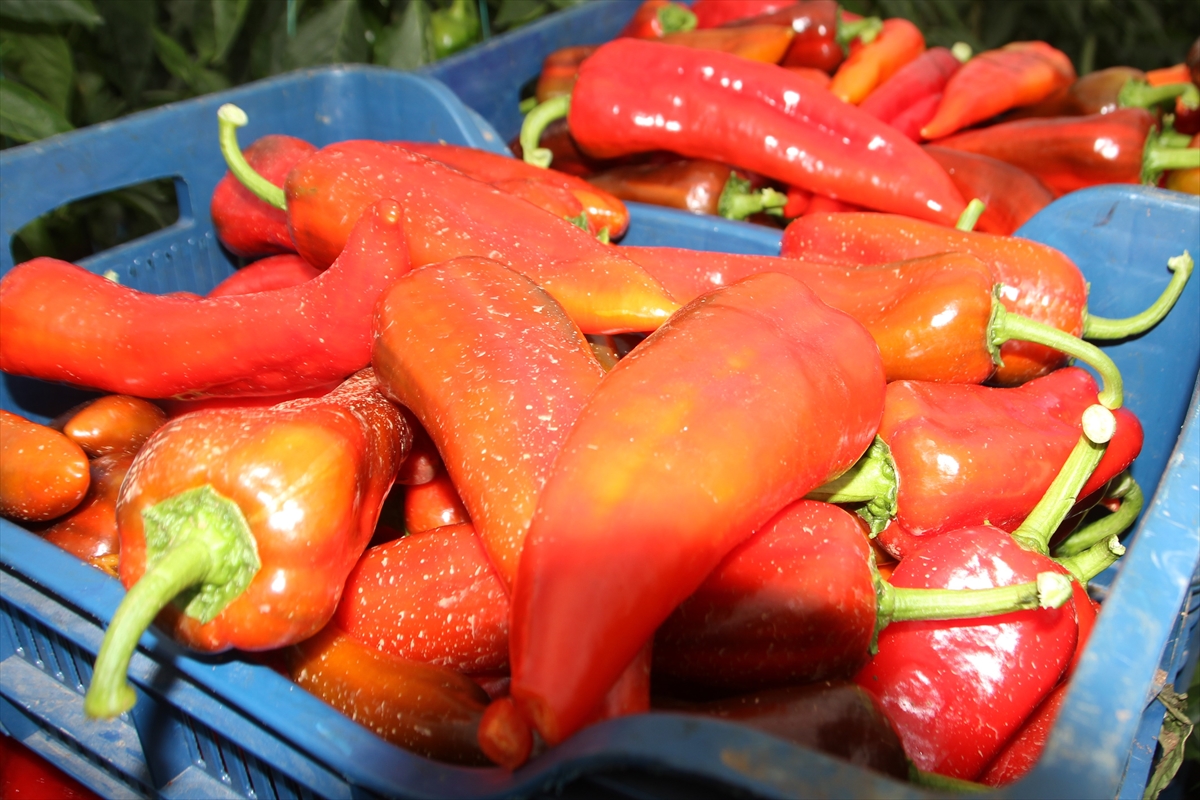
(1010, 405, 1115, 555)
(989, 298, 1124, 409)
(84, 486, 260, 719)
(1056, 534, 1126, 585)
(955, 198, 986, 231)
(875, 570, 1073, 636)
(1142, 136, 1200, 184)
(1119, 79, 1200, 111)
(717, 173, 787, 221)
(1084, 252, 1194, 340)
(804, 436, 896, 534)
(1055, 475, 1144, 558)
(519, 95, 571, 169)
(217, 104, 288, 211)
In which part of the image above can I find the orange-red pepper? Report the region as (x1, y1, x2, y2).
(829, 17, 925, 104)
(618, 0, 696, 39)
(206, 254, 321, 297)
(83, 369, 411, 718)
(923, 145, 1054, 235)
(0, 410, 90, 522)
(51, 395, 167, 458)
(37, 453, 133, 577)
(403, 468, 469, 535)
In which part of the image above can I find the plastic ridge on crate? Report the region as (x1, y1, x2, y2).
(2, 53, 1199, 800)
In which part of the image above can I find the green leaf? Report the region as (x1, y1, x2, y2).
(493, 0, 546, 31)
(74, 70, 125, 126)
(0, 0, 102, 27)
(92, 0, 157, 103)
(374, 0, 432, 70)
(283, 0, 369, 70)
(0, 31, 74, 114)
(151, 25, 198, 86)
(0, 77, 73, 142)
(210, 0, 250, 65)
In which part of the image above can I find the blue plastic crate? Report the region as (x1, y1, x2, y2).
(1, 59, 1198, 800)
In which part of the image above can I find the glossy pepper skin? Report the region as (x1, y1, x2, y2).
(38, 453, 134, 577)
(210, 133, 314, 258)
(923, 145, 1054, 235)
(870, 368, 1142, 558)
(623, 247, 1002, 383)
(829, 17, 924, 104)
(394, 141, 629, 240)
(334, 523, 507, 674)
(0, 410, 90, 522)
(372, 257, 606, 589)
(691, 0, 794, 28)
(655, 682, 910, 780)
(724, 1, 866, 74)
(403, 468, 469, 535)
(587, 159, 783, 221)
(855, 528, 1079, 781)
(662, 25, 796, 64)
(206, 254, 321, 297)
(782, 212, 1088, 384)
(933, 107, 1159, 196)
(510, 271, 887, 746)
(558, 38, 966, 225)
(0, 200, 410, 399)
(283, 141, 678, 334)
(859, 47, 962, 138)
(286, 623, 493, 765)
(618, 0, 696, 39)
(921, 41, 1077, 140)
(52, 395, 167, 459)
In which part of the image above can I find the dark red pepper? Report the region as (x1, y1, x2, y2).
(922, 145, 1055, 235)
(521, 38, 966, 226)
(586, 159, 785, 220)
(37, 453, 133, 577)
(724, 1, 880, 74)
(618, 0, 697, 39)
(210, 133, 314, 258)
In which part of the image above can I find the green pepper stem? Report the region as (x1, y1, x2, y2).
(1142, 138, 1200, 184)
(217, 104, 287, 211)
(1158, 128, 1194, 148)
(990, 299, 1124, 409)
(83, 486, 260, 719)
(519, 95, 571, 169)
(950, 42, 973, 63)
(1119, 79, 1200, 111)
(717, 173, 787, 221)
(1056, 535, 1126, 585)
(955, 198, 986, 231)
(805, 437, 896, 534)
(1010, 407, 1114, 555)
(876, 571, 1073, 630)
(1084, 252, 1193, 340)
(657, 3, 697, 34)
(909, 766, 991, 794)
(1055, 478, 1144, 558)
(838, 14, 883, 48)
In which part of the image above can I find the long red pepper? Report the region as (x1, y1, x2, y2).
(206, 253, 321, 297)
(781, 214, 1194, 384)
(653, 499, 1073, 697)
(620, 247, 1124, 386)
(1007, 66, 1199, 119)
(84, 369, 411, 717)
(828, 17, 925, 104)
(220, 107, 679, 335)
(858, 46, 963, 136)
(210, 133, 314, 258)
(586, 159, 786, 220)
(510, 271, 887, 745)
(372, 257, 605, 590)
(921, 41, 1077, 140)
(811, 367, 1141, 558)
(724, 1, 880, 74)
(520, 39, 966, 226)
(691, 0, 795, 28)
(0, 199, 409, 398)
(923, 145, 1054, 235)
(932, 106, 1200, 195)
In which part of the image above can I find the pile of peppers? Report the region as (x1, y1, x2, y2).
(1, 3, 1198, 792)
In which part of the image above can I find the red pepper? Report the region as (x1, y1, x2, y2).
(335, 523, 508, 674)
(210, 133, 314, 258)
(37, 453, 133, 577)
(691, 0, 795, 28)
(1006, 66, 1198, 119)
(285, 623, 493, 765)
(781, 214, 1194, 385)
(219, 108, 679, 335)
(663, 25, 798, 64)
(51, 394, 167, 459)
(206, 253, 321, 297)
(534, 44, 598, 105)
(921, 41, 1077, 140)
(859, 46, 963, 134)
(522, 38, 965, 226)
(618, 0, 697, 39)
(0, 734, 100, 800)
(372, 256, 606, 590)
(932, 107, 1200, 196)
(1165, 133, 1200, 194)
(83, 368, 411, 718)
(403, 468, 469, 535)
(395, 141, 630, 240)
(621, 247, 1122, 387)
(654, 499, 1071, 697)
(0, 410, 90, 522)
(922, 145, 1054, 235)
(828, 17, 925, 104)
(810, 368, 1141, 558)
(586, 159, 786, 220)
(854, 527, 1079, 780)
(724, 1, 879, 74)
(0, 199, 410, 398)
(510, 271, 887, 745)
